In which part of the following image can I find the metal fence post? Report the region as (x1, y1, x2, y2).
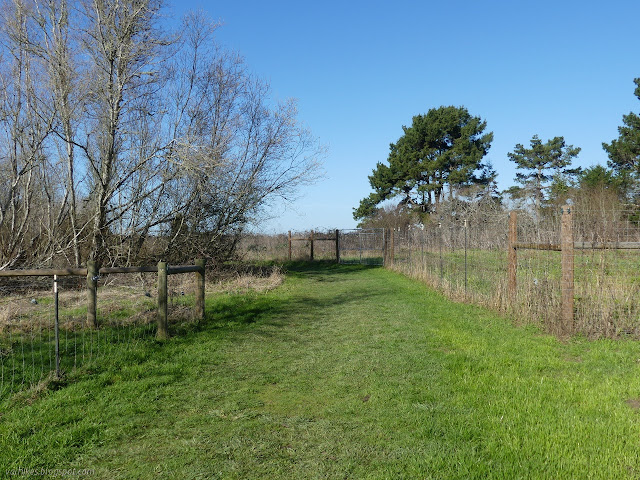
(86, 261, 98, 328)
(508, 211, 517, 303)
(439, 221, 443, 282)
(288, 230, 292, 261)
(195, 258, 206, 322)
(464, 219, 468, 296)
(383, 229, 389, 266)
(335, 229, 340, 263)
(310, 230, 314, 261)
(561, 205, 574, 334)
(54, 275, 61, 378)
(157, 261, 169, 339)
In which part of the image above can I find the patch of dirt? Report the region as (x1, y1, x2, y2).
(563, 356, 583, 363)
(625, 398, 640, 410)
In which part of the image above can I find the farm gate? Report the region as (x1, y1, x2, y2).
(338, 229, 386, 265)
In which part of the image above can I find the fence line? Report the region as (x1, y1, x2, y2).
(287, 230, 339, 261)
(0, 260, 205, 400)
(388, 205, 640, 338)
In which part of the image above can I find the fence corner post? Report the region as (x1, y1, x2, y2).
(157, 261, 169, 340)
(195, 258, 206, 322)
(86, 260, 98, 329)
(508, 211, 517, 303)
(335, 229, 340, 263)
(560, 205, 574, 334)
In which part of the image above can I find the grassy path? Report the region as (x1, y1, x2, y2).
(2, 262, 640, 478)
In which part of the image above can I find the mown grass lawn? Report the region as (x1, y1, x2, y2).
(2, 261, 640, 479)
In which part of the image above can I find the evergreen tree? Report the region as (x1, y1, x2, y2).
(603, 78, 640, 175)
(353, 106, 493, 221)
(507, 135, 581, 211)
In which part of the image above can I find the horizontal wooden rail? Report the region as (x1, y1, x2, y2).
(0, 268, 88, 277)
(168, 265, 204, 275)
(0, 263, 205, 277)
(98, 266, 158, 274)
(514, 243, 561, 251)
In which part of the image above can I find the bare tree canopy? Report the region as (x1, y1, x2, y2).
(0, 0, 323, 268)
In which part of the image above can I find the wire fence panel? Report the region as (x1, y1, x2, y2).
(572, 207, 640, 338)
(0, 263, 204, 401)
(393, 213, 509, 309)
(339, 229, 385, 265)
(389, 205, 640, 339)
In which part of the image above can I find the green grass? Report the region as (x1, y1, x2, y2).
(2, 261, 640, 478)
(394, 246, 640, 336)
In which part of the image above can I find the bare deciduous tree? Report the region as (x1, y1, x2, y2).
(0, 1, 323, 269)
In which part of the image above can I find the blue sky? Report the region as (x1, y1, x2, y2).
(172, 0, 640, 232)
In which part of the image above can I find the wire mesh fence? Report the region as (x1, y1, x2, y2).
(238, 230, 339, 262)
(338, 229, 385, 265)
(571, 206, 640, 337)
(391, 205, 640, 339)
(393, 212, 509, 309)
(0, 263, 204, 401)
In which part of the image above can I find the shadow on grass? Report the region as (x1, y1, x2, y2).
(282, 260, 382, 281)
(2, 261, 380, 402)
(200, 262, 378, 327)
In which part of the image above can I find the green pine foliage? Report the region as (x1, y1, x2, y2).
(604, 78, 640, 174)
(507, 135, 581, 210)
(353, 106, 493, 221)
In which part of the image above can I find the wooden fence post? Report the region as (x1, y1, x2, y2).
(561, 205, 574, 334)
(86, 260, 98, 328)
(389, 228, 395, 267)
(157, 261, 169, 339)
(195, 258, 206, 322)
(335, 229, 340, 263)
(508, 211, 517, 303)
(310, 230, 314, 261)
(288, 230, 292, 261)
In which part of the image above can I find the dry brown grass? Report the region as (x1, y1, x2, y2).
(207, 266, 284, 295)
(0, 266, 285, 334)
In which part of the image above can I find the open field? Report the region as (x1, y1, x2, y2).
(2, 262, 640, 478)
(394, 242, 640, 338)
